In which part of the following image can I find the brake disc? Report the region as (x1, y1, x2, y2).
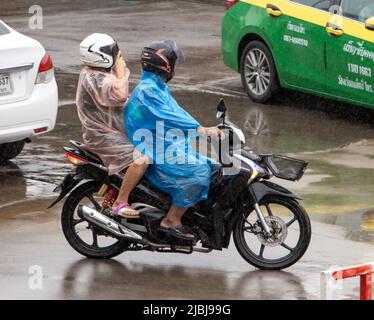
(257, 216, 288, 247)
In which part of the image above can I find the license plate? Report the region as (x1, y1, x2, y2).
(0, 73, 12, 96)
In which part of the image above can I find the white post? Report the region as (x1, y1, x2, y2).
(320, 271, 332, 300)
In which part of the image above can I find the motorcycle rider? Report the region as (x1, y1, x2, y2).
(77, 33, 148, 218)
(125, 40, 223, 240)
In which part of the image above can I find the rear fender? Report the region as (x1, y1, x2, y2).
(48, 163, 107, 209)
(48, 174, 89, 208)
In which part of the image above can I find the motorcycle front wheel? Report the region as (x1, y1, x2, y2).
(233, 196, 311, 270)
(61, 182, 128, 259)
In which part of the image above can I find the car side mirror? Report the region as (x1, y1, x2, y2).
(216, 98, 227, 120)
(365, 17, 374, 31)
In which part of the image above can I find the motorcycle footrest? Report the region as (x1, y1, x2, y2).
(155, 245, 193, 254)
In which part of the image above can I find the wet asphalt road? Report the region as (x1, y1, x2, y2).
(1, 0, 374, 300)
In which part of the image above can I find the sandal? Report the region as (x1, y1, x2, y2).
(112, 202, 140, 219)
(159, 224, 195, 241)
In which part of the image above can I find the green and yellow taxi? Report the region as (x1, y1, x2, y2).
(222, 0, 374, 108)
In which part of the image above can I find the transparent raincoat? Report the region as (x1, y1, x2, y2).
(76, 66, 136, 175)
(125, 71, 213, 208)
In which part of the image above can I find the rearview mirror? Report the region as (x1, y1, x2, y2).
(365, 17, 374, 31)
(216, 98, 227, 119)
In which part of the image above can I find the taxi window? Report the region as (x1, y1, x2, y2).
(0, 22, 9, 35)
(340, 0, 374, 23)
(290, 0, 333, 11)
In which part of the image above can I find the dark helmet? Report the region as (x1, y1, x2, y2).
(141, 40, 185, 82)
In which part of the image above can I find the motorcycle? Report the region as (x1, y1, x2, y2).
(49, 99, 311, 270)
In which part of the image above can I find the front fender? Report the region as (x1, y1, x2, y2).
(250, 181, 302, 203)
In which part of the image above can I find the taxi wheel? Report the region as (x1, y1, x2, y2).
(240, 41, 279, 103)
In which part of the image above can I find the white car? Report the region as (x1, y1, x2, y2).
(0, 20, 58, 162)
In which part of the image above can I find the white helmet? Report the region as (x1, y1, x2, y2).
(80, 33, 119, 69)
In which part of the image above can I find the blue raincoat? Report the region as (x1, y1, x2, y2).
(125, 71, 212, 208)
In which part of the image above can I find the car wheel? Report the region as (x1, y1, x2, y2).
(240, 41, 279, 103)
(0, 140, 25, 163)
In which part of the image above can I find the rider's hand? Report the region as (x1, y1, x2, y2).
(198, 126, 225, 140)
(207, 127, 225, 140)
(114, 53, 126, 79)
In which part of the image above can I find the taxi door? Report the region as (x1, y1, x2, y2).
(325, 0, 374, 108)
(264, 0, 336, 93)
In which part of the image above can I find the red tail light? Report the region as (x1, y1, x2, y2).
(36, 52, 54, 84)
(64, 150, 89, 166)
(38, 53, 53, 73)
(226, 0, 239, 10)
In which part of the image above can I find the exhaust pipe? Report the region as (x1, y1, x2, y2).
(78, 205, 148, 245)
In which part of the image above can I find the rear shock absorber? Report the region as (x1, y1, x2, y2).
(101, 186, 118, 210)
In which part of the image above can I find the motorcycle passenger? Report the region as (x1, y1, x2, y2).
(125, 40, 223, 240)
(77, 33, 148, 218)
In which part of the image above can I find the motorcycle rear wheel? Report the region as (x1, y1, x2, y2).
(233, 196, 311, 270)
(61, 182, 128, 259)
